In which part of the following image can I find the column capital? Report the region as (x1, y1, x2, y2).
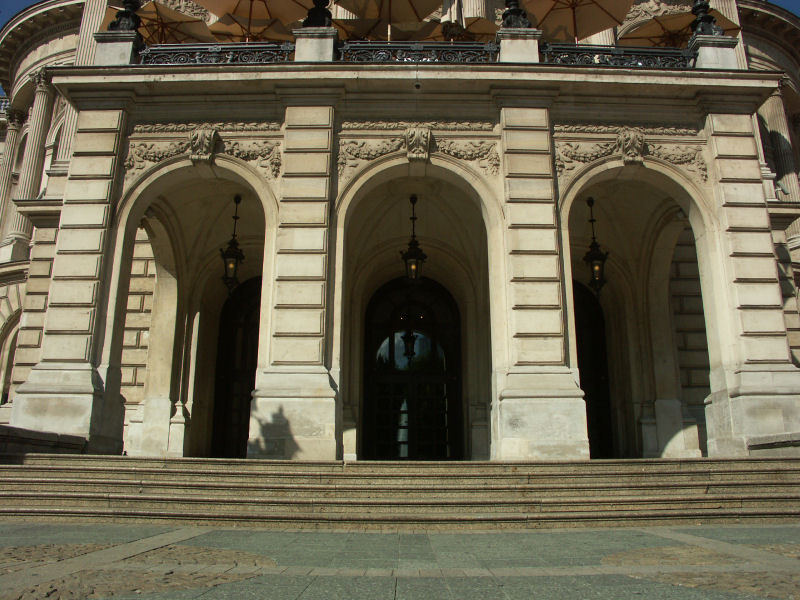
(29, 69, 53, 94)
(5, 108, 26, 129)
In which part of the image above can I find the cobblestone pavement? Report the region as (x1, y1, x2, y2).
(0, 522, 798, 599)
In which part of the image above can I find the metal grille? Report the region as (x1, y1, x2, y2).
(140, 42, 295, 65)
(540, 43, 696, 69)
(339, 41, 498, 63)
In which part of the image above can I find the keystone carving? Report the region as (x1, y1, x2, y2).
(404, 127, 431, 162)
(189, 128, 219, 163)
(615, 128, 646, 165)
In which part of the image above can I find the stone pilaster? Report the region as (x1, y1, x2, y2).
(760, 87, 800, 203)
(248, 104, 336, 460)
(11, 109, 127, 453)
(495, 104, 588, 460)
(0, 71, 55, 262)
(704, 112, 800, 456)
(54, 0, 109, 166)
(0, 109, 25, 230)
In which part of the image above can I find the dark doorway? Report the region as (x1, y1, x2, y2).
(573, 281, 614, 458)
(211, 277, 261, 458)
(363, 277, 462, 460)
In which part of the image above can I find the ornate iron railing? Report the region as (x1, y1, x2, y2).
(540, 43, 696, 69)
(0, 97, 9, 114)
(339, 41, 499, 63)
(140, 42, 295, 65)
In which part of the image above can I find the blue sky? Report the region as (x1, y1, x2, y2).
(1, 0, 800, 38)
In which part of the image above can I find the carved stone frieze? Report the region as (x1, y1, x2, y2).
(224, 140, 282, 178)
(337, 138, 404, 175)
(554, 123, 699, 136)
(125, 127, 283, 179)
(189, 128, 219, 163)
(160, 0, 210, 21)
(435, 139, 500, 175)
(648, 144, 707, 182)
(623, 0, 691, 26)
(132, 122, 280, 133)
(341, 121, 495, 131)
(124, 141, 190, 173)
(405, 127, 431, 162)
(555, 135, 707, 182)
(337, 134, 500, 177)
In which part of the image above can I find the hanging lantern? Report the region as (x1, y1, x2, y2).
(400, 194, 427, 280)
(582, 197, 608, 294)
(220, 194, 245, 293)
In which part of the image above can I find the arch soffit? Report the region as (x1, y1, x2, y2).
(116, 155, 279, 236)
(336, 154, 505, 233)
(559, 157, 714, 236)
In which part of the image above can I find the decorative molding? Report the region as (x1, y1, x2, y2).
(337, 138, 404, 175)
(160, 0, 210, 21)
(29, 68, 52, 93)
(132, 122, 280, 133)
(223, 140, 282, 178)
(556, 127, 707, 182)
(554, 123, 700, 136)
(189, 127, 218, 164)
(435, 139, 500, 175)
(648, 144, 708, 182)
(125, 129, 282, 179)
(404, 127, 431, 163)
(341, 120, 495, 131)
(124, 140, 190, 173)
(623, 0, 691, 26)
(5, 109, 26, 129)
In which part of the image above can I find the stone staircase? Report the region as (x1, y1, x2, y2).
(1, 455, 799, 529)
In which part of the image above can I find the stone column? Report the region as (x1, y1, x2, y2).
(761, 86, 800, 203)
(248, 103, 337, 460)
(0, 109, 25, 229)
(495, 103, 589, 460)
(54, 0, 109, 167)
(11, 108, 128, 453)
(704, 112, 800, 457)
(0, 70, 55, 262)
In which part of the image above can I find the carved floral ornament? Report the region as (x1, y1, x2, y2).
(555, 127, 708, 182)
(124, 124, 282, 179)
(338, 126, 500, 177)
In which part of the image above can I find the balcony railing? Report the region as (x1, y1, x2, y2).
(339, 41, 499, 63)
(140, 42, 295, 65)
(540, 43, 696, 69)
(0, 97, 9, 114)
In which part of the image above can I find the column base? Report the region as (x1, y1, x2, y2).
(248, 370, 337, 460)
(11, 362, 123, 454)
(494, 369, 589, 460)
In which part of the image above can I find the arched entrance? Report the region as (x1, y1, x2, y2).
(573, 281, 613, 458)
(211, 277, 261, 458)
(362, 277, 463, 460)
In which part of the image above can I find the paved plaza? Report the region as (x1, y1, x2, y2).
(0, 521, 798, 599)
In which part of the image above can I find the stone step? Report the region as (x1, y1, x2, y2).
(3, 477, 799, 498)
(1, 505, 797, 530)
(3, 464, 799, 486)
(2, 490, 797, 514)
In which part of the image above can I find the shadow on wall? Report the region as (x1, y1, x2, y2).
(247, 406, 300, 459)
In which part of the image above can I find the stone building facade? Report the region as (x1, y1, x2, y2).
(1, 0, 800, 461)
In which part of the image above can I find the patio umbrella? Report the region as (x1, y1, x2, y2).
(521, 0, 634, 43)
(103, 1, 217, 44)
(334, 0, 443, 39)
(419, 0, 499, 41)
(618, 9, 739, 48)
(193, 0, 314, 40)
(209, 13, 295, 40)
